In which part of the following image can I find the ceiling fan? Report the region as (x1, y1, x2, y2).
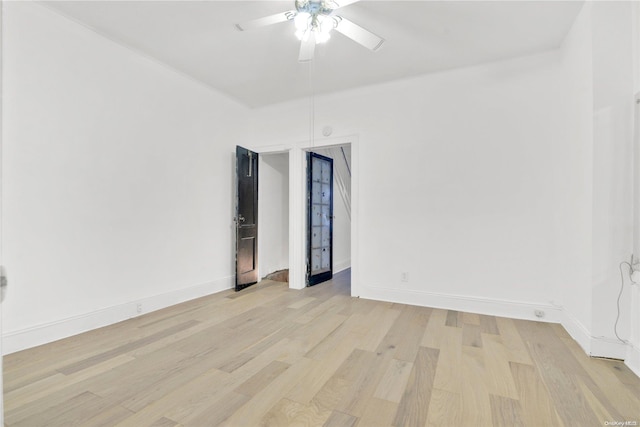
(235, 0, 384, 62)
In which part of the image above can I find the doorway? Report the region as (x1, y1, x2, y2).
(258, 152, 290, 282)
(240, 135, 358, 296)
(308, 145, 351, 282)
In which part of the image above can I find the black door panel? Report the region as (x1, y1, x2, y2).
(307, 152, 333, 286)
(236, 146, 259, 290)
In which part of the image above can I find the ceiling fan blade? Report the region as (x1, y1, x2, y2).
(331, 0, 361, 9)
(235, 11, 295, 31)
(298, 32, 316, 62)
(335, 17, 384, 51)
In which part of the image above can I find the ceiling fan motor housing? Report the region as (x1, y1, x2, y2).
(295, 0, 336, 17)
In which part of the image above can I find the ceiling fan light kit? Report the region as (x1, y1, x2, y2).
(236, 0, 384, 62)
(293, 12, 336, 43)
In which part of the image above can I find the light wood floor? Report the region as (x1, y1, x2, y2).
(4, 270, 640, 426)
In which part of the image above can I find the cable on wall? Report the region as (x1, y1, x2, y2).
(616, 261, 632, 344)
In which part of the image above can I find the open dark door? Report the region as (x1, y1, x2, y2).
(307, 152, 333, 286)
(236, 146, 259, 291)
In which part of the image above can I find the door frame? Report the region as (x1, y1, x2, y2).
(247, 134, 360, 297)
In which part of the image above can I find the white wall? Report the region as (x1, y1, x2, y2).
(558, 2, 595, 353)
(558, 1, 637, 363)
(249, 50, 569, 321)
(590, 1, 634, 357)
(629, 0, 640, 377)
(2, 2, 248, 353)
(258, 153, 289, 277)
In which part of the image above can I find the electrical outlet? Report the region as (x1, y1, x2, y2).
(401, 272, 409, 283)
(136, 303, 142, 314)
(534, 309, 545, 318)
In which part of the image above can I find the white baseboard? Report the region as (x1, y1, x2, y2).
(561, 309, 629, 360)
(560, 310, 593, 354)
(626, 343, 640, 378)
(334, 259, 351, 274)
(590, 337, 629, 360)
(360, 285, 563, 323)
(2, 276, 233, 355)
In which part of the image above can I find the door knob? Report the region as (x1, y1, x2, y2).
(238, 215, 246, 223)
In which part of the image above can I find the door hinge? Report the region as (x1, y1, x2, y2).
(0, 266, 7, 288)
(1, 266, 7, 302)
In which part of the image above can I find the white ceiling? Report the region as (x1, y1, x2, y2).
(43, 1, 584, 108)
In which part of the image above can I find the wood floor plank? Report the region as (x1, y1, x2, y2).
(288, 296, 316, 309)
(515, 321, 601, 426)
(312, 377, 351, 413)
(148, 417, 182, 427)
(355, 305, 402, 352)
(181, 391, 249, 427)
(482, 334, 520, 399)
(356, 398, 398, 427)
(160, 369, 245, 425)
(13, 391, 114, 427)
(323, 410, 358, 427)
(392, 346, 439, 427)
(337, 354, 394, 418)
(460, 346, 493, 426)
(314, 348, 379, 416)
(305, 317, 362, 361)
(495, 316, 534, 365)
(260, 398, 331, 427)
(58, 320, 200, 375)
(288, 313, 349, 354)
(295, 295, 350, 324)
(445, 310, 460, 327)
(6, 354, 135, 412)
(479, 314, 500, 335)
(81, 404, 135, 427)
(432, 325, 463, 393)
(462, 323, 483, 348)
(425, 388, 461, 427)
(220, 357, 315, 427)
(420, 308, 448, 349)
(463, 312, 481, 325)
(375, 304, 431, 362)
(513, 319, 586, 376)
(336, 310, 429, 419)
(489, 394, 526, 427)
(285, 333, 360, 404)
(373, 358, 414, 403)
(217, 323, 299, 373)
(509, 361, 564, 427)
(577, 377, 615, 424)
(235, 360, 290, 397)
(116, 351, 229, 413)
